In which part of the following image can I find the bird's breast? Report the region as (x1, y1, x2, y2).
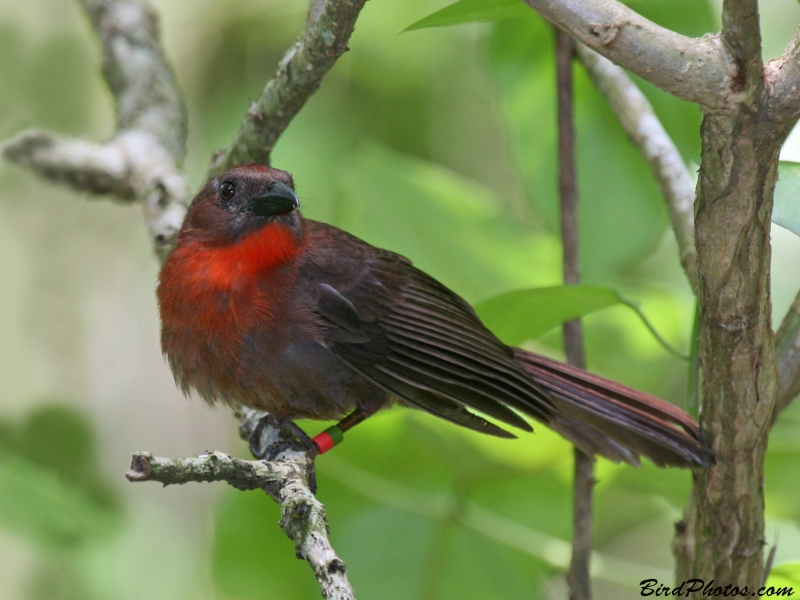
(157, 236, 382, 419)
(158, 244, 300, 400)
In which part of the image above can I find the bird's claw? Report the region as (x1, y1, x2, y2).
(249, 415, 319, 494)
(260, 439, 319, 461)
(249, 414, 316, 458)
(259, 439, 318, 495)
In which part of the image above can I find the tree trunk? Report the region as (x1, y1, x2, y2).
(674, 107, 780, 588)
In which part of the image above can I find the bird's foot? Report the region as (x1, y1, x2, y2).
(249, 414, 319, 460)
(249, 415, 318, 494)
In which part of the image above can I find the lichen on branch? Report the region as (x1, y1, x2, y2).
(1, 0, 188, 260)
(127, 408, 355, 600)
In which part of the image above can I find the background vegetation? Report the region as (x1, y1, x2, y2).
(3, 0, 800, 598)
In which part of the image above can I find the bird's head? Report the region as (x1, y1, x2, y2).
(178, 164, 302, 247)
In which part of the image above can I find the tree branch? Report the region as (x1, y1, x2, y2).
(126, 409, 355, 600)
(764, 26, 800, 143)
(83, 0, 187, 161)
(1, 129, 188, 260)
(1, 0, 188, 260)
(521, 0, 740, 112)
(774, 7, 800, 421)
(720, 0, 762, 104)
(773, 291, 800, 421)
(575, 44, 698, 291)
(207, 0, 367, 176)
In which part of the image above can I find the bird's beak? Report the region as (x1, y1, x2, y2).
(250, 181, 299, 216)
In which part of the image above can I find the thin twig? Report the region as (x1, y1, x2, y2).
(568, 450, 594, 600)
(557, 33, 581, 299)
(555, 27, 594, 600)
(207, 0, 368, 175)
(127, 410, 354, 600)
(521, 0, 740, 112)
(575, 44, 698, 291)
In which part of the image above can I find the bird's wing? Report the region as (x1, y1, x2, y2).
(299, 222, 555, 437)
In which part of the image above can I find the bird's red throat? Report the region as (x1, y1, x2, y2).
(159, 222, 302, 336)
(171, 222, 302, 290)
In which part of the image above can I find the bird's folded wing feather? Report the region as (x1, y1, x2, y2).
(299, 222, 555, 437)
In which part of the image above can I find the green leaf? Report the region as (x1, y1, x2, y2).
(624, 0, 714, 38)
(475, 285, 619, 345)
(404, 0, 714, 35)
(403, 0, 529, 32)
(773, 161, 800, 237)
(475, 285, 688, 359)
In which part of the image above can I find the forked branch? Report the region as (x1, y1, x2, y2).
(522, 0, 740, 112)
(1, 0, 188, 260)
(126, 410, 354, 600)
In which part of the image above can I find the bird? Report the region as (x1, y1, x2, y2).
(157, 163, 714, 469)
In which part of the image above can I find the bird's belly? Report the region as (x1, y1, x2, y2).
(235, 335, 374, 419)
(165, 320, 384, 420)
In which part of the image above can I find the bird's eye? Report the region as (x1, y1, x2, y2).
(220, 180, 236, 201)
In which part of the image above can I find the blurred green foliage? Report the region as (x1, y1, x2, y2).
(476, 285, 686, 359)
(334, 144, 561, 301)
(3, 0, 800, 599)
(0, 405, 119, 549)
(486, 3, 710, 283)
(0, 405, 120, 600)
(766, 562, 800, 593)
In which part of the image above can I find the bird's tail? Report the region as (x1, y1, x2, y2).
(513, 348, 714, 468)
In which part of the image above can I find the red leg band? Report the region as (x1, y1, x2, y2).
(314, 432, 335, 454)
(312, 425, 344, 455)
